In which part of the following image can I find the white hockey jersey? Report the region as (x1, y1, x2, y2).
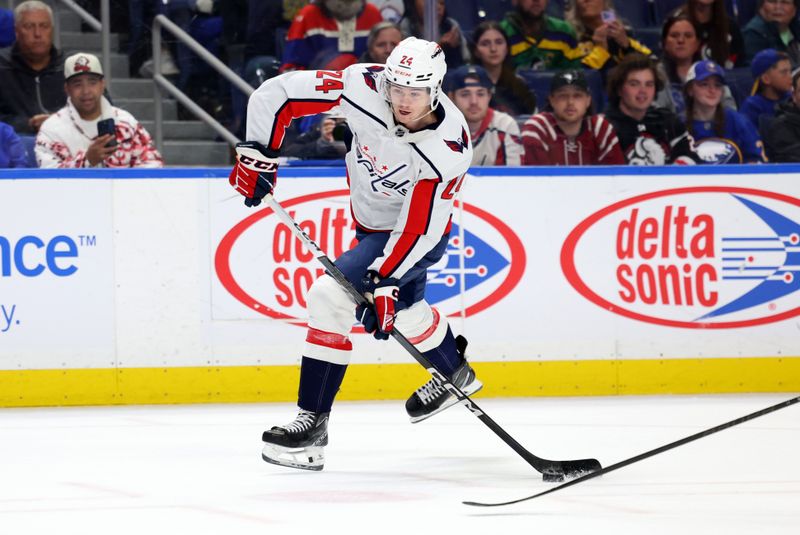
(247, 64, 473, 279)
(469, 108, 523, 166)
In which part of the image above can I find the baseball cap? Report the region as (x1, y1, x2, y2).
(549, 70, 589, 93)
(444, 65, 494, 93)
(64, 52, 104, 80)
(750, 49, 786, 95)
(685, 60, 726, 85)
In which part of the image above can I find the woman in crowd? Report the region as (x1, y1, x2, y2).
(564, 0, 652, 76)
(468, 21, 537, 116)
(683, 60, 766, 163)
(669, 0, 745, 68)
(358, 21, 404, 64)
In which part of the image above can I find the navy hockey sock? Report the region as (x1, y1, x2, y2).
(297, 356, 347, 413)
(421, 327, 463, 377)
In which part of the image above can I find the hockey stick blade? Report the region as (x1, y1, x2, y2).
(263, 194, 601, 480)
(463, 394, 800, 507)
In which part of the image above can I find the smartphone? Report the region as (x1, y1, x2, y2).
(601, 9, 616, 23)
(96, 118, 117, 147)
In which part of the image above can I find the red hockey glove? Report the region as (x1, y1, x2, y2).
(359, 270, 400, 339)
(229, 141, 279, 207)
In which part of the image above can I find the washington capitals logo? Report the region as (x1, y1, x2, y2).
(362, 65, 384, 93)
(444, 127, 469, 153)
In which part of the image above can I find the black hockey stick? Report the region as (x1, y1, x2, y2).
(464, 394, 800, 507)
(263, 194, 601, 480)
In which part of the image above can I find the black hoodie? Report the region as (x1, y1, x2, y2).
(0, 44, 66, 135)
(605, 105, 701, 165)
(764, 101, 800, 163)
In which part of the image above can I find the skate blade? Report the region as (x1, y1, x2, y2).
(409, 379, 483, 424)
(261, 443, 325, 471)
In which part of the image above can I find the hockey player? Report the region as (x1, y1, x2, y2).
(522, 70, 624, 166)
(228, 37, 482, 471)
(445, 64, 524, 166)
(605, 53, 702, 165)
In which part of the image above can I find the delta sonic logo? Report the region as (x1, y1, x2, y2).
(561, 186, 800, 328)
(215, 190, 525, 324)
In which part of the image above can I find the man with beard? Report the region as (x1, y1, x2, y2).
(35, 53, 162, 168)
(605, 53, 701, 165)
(446, 65, 523, 166)
(522, 70, 624, 165)
(282, 0, 384, 71)
(500, 0, 583, 70)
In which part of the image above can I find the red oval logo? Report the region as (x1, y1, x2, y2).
(215, 190, 526, 325)
(561, 186, 800, 328)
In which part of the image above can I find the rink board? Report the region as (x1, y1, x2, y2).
(1, 166, 799, 406)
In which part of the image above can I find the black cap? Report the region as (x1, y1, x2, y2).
(550, 70, 590, 94)
(444, 65, 494, 93)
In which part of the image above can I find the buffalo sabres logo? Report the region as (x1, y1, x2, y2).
(695, 137, 742, 164)
(627, 135, 668, 165)
(444, 127, 469, 153)
(362, 65, 384, 93)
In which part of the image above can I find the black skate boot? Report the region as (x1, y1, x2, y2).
(405, 336, 482, 423)
(261, 409, 329, 471)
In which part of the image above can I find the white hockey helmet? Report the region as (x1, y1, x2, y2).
(383, 36, 447, 111)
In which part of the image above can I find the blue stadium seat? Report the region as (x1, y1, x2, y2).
(726, 67, 755, 108)
(728, 0, 758, 25)
(19, 136, 37, 168)
(445, 0, 514, 34)
(653, 0, 685, 25)
(615, 2, 656, 29)
(634, 27, 663, 57)
(517, 69, 607, 112)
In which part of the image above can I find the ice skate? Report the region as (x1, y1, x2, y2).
(406, 335, 482, 423)
(261, 409, 329, 471)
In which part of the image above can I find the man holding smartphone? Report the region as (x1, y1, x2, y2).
(36, 52, 163, 168)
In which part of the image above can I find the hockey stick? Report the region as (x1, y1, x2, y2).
(262, 194, 601, 480)
(464, 394, 800, 507)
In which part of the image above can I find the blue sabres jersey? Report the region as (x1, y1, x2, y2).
(691, 108, 766, 164)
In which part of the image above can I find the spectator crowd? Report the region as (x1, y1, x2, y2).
(3, 0, 800, 167)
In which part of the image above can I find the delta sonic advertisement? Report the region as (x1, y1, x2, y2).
(561, 182, 800, 358)
(0, 180, 115, 368)
(210, 176, 525, 363)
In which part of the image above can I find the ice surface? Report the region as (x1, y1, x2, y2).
(1, 395, 798, 534)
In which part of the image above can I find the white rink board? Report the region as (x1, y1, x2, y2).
(0, 179, 115, 369)
(3, 167, 800, 371)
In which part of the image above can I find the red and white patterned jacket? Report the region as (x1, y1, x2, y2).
(35, 96, 163, 168)
(469, 108, 523, 166)
(521, 112, 624, 166)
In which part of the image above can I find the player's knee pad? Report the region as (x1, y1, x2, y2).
(395, 301, 448, 353)
(304, 275, 355, 365)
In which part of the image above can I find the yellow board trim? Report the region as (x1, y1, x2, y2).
(1, 358, 798, 407)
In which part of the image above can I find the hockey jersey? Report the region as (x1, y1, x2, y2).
(282, 3, 383, 71)
(521, 112, 624, 165)
(690, 108, 766, 164)
(604, 106, 701, 165)
(470, 108, 523, 166)
(246, 63, 473, 280)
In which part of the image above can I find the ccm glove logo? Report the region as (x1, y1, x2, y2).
(229, 142, 280, 208)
